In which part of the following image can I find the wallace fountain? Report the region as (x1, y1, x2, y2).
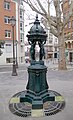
(9, 15, 65, 117)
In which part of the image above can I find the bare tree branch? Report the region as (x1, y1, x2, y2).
(22, 0, 69, 70)
(37, 0, 47, 15)
(63, 1, 73, 28)
(23, 0, 46, 16)
(50, 26, 58, 37)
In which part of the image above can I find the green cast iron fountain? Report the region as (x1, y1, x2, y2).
(25, 14, 49, 109)
(9, 15, 65, 117)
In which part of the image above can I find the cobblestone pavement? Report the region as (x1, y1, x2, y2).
(0, 63, 73, 120)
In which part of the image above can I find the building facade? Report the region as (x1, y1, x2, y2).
(63, 0, 73, 62)
(0, 0, 25, 65)
(41, 17, 58, 62)
(44, 28, 58, 62)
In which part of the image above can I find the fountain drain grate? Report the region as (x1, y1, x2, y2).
(9, 90, 65, 117)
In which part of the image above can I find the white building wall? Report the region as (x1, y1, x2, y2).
(44, 26, 58, 60)
(16, 3, 19, 42)
(0, 40, 13, 65)
(0, 0, 25, 65)
(13, 0, 25, 64)
(15, 2, 21, 64)
(0, 47, 6, 65)
(19, 0, 25, 63)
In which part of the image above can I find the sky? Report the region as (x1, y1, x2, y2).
(23, 0, 56, 41)
(12, 0, 56, 41)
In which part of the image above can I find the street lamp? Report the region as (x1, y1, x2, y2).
(10, 16, 17, 76)
(16, 40, 18, 68)
(0, 49, 3, 56)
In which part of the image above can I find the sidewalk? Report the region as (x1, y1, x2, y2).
(45, 60, 73, 70)
(0, 61, 73, 71)
(0, 64, 73, 120)
(0, 63, 29, 72)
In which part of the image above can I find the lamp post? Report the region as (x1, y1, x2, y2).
(10, 16, 17, 76)
(16, 40, 18, 68)
(0, 49, 3, 56)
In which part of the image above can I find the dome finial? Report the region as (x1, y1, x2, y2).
(34, 14, 40, 25)
(36, 14, 38, 20)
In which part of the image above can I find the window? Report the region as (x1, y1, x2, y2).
(20, 22, 24, 31)
(49, 33, 53, 39)
(49, 33, 53, 43)
(65, 43, 67, 48)
(64, 11, 69, 21)
(54, 53, 57, 58)
(68, 42, 71, 48)
(55, 47, 57, 51)
(6, 58, 13, 63)
(6, 44, 12, 53)
(72, 41, 73, 48)
(68, 21, 71, 28)
(49, 40, 52, 43)
(21, 57, 24, 63)
(20, 10, 24, 19)
(21, 45, 24, 52)
(25, 52, 29, 56)
(71, 34, 73, 39)
(55, 38, 57, 43)
(48, 46, 53, 51)
(20, 33, 24, 42)
(20, 1, 23, 5)
(4, 1, 10, 10)
(4, 16, 10, 24)
(5, 30, 11, 38)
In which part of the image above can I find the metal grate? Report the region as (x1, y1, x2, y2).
(9, 90, 65, 117)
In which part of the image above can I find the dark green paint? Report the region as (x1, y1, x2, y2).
(23, 15, 50, 109)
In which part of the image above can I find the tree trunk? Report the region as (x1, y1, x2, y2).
(58, 32, 67, 70)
